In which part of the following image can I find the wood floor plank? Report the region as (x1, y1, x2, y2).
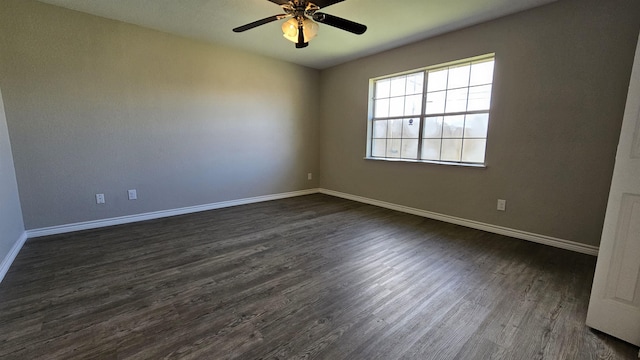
(0, 194, 637, 359)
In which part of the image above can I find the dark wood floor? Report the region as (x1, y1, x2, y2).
(0, 194, 637, 359)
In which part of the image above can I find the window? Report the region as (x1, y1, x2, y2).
(368, 54, 495, 165)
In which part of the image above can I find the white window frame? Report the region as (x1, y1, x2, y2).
(366, 53, 495, 167)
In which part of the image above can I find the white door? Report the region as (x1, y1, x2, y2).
(586, 32, 640, 347)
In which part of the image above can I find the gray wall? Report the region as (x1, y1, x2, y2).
(0, 86, 25, 261)
(318, 0, 640, 247)
(0, 0, 320, 229)
(1, 0, 638, 249)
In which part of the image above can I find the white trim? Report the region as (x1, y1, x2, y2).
(23, 186, 598, 257)
(319, 188, 599, 256)
(27, 189, 320, 238)
(0, 231, 28, 284)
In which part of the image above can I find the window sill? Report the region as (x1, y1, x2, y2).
(363, 157, 487, 168)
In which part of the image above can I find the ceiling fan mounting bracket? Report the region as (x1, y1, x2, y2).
(282, 1, 319, 23)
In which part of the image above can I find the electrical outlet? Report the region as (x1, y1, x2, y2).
(96, 193, 105, 204)
(497, 199, 506, 211)
(307, 173, 313, 180)
(128, 189, 137, 200)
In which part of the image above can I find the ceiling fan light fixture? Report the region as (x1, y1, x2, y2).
(302, 18, 319, 41)
(282, 18, 298, 41)
(282, 17, 318, 43)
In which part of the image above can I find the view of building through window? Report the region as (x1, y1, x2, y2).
(369, 55, 495, 165)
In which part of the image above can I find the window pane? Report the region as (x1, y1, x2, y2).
(387, 119, 402, 138)
(401, 139, 419, 159)
(427, 69, 448, 92)
(403, 118, 420, 138)
(470, 60, 494, 86)
(441, 139, 463, 161)
(406, 73, 424, 95)
(375, 79, 391, 98)
(386, 139, 402, 158)
(445, 88, 468, 113)
(443, 115, 465, 138)
(371, 139, 386, 157)
(389, 97, 405, 117)
(372, 120, 387, 138)
(390, 77, 406, 97)
(462, 139, 486, 163)
(421, 139, 442, 160)
(369, 56, 493, 165)
(425, 91, 446, 114)
(423, 116, 443, 138)
(375, 98, 389, 118)
(463, 113, 489, 138)
(467, 85, 492, 111)
(404, 94, 422, 116)
(447, 64, 470, 89)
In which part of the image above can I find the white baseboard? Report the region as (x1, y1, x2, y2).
(23, 186, 599, 257)
(0, 231, 28, 284)
(27, 189, 320, 238)
(319, 188, 599, 256)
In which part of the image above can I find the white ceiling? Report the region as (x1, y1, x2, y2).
(36, 0, 556, 69)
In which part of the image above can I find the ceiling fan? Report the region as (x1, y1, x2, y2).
(233, 0, 367, 49)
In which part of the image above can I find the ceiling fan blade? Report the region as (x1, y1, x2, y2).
(310, 0, 345, 9)
(267, 0, 290, 5)
(233, 14, 287, 33)
(312, 13, 367, 35)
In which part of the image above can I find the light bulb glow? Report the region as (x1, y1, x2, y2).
(302, 18, 319, 41)
(282, 17, 319, 43)
(282, 18, 298, 42)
